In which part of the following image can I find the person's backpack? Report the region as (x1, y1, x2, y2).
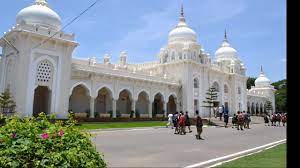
(172, 115, 178, 123)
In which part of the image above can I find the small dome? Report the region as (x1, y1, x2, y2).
(16, 0, 61, 31)
(168, 5, 197, 43)
(255, 67, 271, 87)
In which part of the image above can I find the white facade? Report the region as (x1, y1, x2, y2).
(0, 1, 275, 118)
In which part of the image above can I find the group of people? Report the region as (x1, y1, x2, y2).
(167, 111, 204, 140)
(264, 113, 287, 126)
(231, 111, 251, 130)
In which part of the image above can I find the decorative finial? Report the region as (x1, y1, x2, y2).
(179, 2, 186, 23)
(181, 3, 184, 17)
(35, 0, 48, 6)
(260, 65, 264, 74)
(225, 29, 227, 40)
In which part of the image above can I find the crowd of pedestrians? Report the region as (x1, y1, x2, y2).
(166, 106, 286, 141)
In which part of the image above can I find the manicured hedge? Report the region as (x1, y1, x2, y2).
(0, 113, 106, 168)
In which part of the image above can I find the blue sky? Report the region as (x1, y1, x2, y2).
(0, 0, 286, 82)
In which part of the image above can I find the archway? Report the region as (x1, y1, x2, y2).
(136, 91, 149, 115)
(247, 102, 250, 113)
(256, 103, 259, 115)
(260, 103, 263, 115)
(212, 82, 220, 92)
(167, 95, 177, 114)
(95, 87, 113, 117)
(153, 93, 164, 117)
(33, 86, 51, 117)
(117, 89, 132, 116)
(69, 85, 90, 115)
(251, 102, 255, 115)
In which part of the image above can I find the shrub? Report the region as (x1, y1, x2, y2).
(0, 113, 107, 168)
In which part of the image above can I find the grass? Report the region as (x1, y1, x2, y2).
(216, 143, 286, 168)
(76, 121, 166, 130)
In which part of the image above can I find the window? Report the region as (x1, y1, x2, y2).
(178, 52, 182, 60)
(212, 82, 219, 92)
(194, 78, 199, 88)
(171, 51, 175, 60)
(36, 59, 54, 86)
(238, 87, 241, 94)
(224, 85, 228, 93)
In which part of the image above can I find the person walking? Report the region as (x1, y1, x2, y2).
(237, 111, 244, 130)
(219, 106, 223, 121)
(195, 111, 204, 140)
(244, 111, 251, 129)
(232, 113, 237, 128)
(166, 113, 173, 129)
(178, 112, 186, 135)
(172, 112, 179, 134)
(185, 111, 192, 133)
(264, 113, 270, 126)
(214, 107, 218, 118)
(224, 112, 229, 128)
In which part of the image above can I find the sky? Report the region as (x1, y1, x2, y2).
(0, 0, 286, 82)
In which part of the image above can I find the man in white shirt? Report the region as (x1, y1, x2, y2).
(219, 106, 223, 121)
(166, 113, 174, 129)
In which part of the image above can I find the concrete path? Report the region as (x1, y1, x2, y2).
(91, 124, 286, 167)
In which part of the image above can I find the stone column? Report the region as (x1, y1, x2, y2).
(90, 97, 95, 118)
(132, 100, 136, 118)
(149, 101, 152, 118)
(163, 101, 167, 117)
(112, 99, 117, 118)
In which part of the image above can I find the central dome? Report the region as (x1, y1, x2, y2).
(215, 32, 238, 61)
(168, 5, 197, 43)
(16, 0, 62, 31)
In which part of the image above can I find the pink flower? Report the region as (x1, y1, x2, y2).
(11, 133, 17, 139)
(58, 130, 64, 137)
(41, 133, 49, 139)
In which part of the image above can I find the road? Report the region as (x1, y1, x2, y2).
(91, 124, 286, 167)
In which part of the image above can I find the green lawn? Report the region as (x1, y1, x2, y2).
(77, 121, 166, 130)
(216, 143, 286, 168)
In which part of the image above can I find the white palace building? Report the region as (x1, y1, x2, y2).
(0, 0, 276, 118)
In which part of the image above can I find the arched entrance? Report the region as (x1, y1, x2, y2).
(153, 93, 164, 117)
(69, 85, 90, 115)
(256, 103, 259, 115)
(167, 95, 177, 114)
(251, 102, 255, 115)
(33, 86, 51, 117)
(260, 103, 263, 115)
(95, 87, 113, 117)
(117, 89, 132, 116)
(136, 91, 149, 115)
(247, 102, 250, 113)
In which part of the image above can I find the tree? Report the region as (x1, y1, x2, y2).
(265, 100, 273, 114)
(0, 88, 16, 115)
(247, 77, 257, 89)
(271, 79, 286, 113)
(202, 87, 218, 124)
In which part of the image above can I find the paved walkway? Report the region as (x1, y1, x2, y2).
(92, 123, 286, 167)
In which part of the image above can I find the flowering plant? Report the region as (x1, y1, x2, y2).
(0, 113, 106, 168)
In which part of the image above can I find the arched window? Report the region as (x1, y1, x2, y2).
(36, 59, 54, 88)
(171, 51, 175, 60)
(178, 52, 182, 60)
(238, 87, 241, 95)
(194, 78, 199, 88)
(212, 82, 219, 92)
(224, 85, 229, 93)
